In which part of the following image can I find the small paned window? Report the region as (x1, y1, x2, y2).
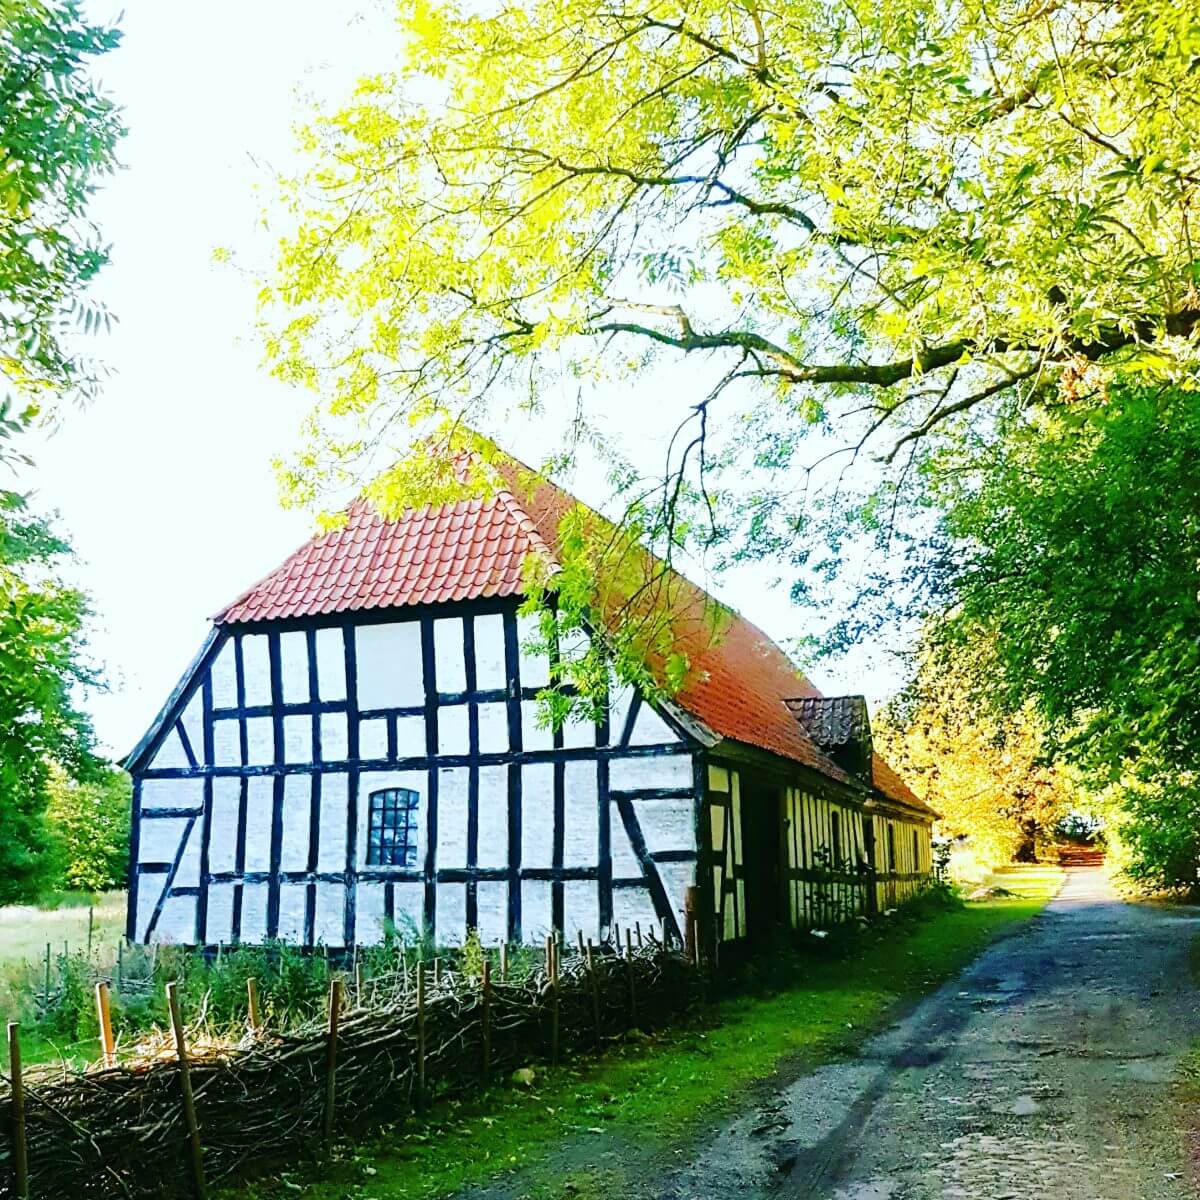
(366, 788, 420, 867)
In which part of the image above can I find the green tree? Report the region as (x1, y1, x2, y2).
(45, 763, 130, 892)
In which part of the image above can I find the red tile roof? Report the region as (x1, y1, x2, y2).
(215, 450, 927, 817)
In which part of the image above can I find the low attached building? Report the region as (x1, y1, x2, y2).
(124, 452, 934, 953)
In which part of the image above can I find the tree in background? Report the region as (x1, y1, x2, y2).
(0, 3, 122, 902)
(44, 764, 130, 892)
(874, 645, 1076, 869)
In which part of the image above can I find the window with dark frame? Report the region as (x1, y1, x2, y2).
(366, 788, 420, 867)
(887, 824, 896, 872)
(831, 810, 842, 867)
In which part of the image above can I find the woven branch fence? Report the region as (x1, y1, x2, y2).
(0, 935, 700, 1200)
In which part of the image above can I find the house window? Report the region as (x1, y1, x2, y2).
(913, 829, 920, 871)
(366, 788, 420, 867)
(831, 810, 842, 867)
(887, 824, 896, 872)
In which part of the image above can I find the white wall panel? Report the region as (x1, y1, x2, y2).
(283, 715, 312, 764)
(212, 718, 241, 767)
(521, 764, 555, 867)
(637, 798, 694, 855)
(134, 878, 158, 942)
(320, 712, 348, 762)
(609, 752, 692, 792)
(438, 704, 470, 756)
(356, 883, 386, 945)
(521, 880, 552, 939)
(174, 820, 202, 888)
(315, 627, 346, 701)
(205, 882, 235, 944)
(209, 779, 240, 874)
(277, 883, 307, 943)
(317, 775, 348, 872)
(242, 635, 272, 706)
(657, 862, 694, 934)
(156, 894, 196, 945)
(561, 713, 594, 750)
(608, 686, 634, 743)
(436, 884, 466, 945)
(476, 880, 508, 944)
(360, 717, 388, 760)
(563, 880, 600, 942)
(245, 717, 273, 766)
(628, 703, 679, 746)
(437, 767, 469, 868)
(356, 621, 423, 709)
(314, 882, 344, 945)
(477, 702, 509, 753)
(210, 640, 238, 708)
(474, 614, 507, 689)
(244, 778, 274, 872)
(562, 761, 599, 866)
(241, 882, 269, 944)
(279, 631, 310, 703)
(280, 775, 312, 872)
(141, 777, 203, 811)
(180, 693, 204, 763)
(150, 728, 190, 770)
(138, 817, 188, 864)
(391, 882, 425, 940)
(396, 715, 425, 758)
(477, 766, 508, 868)
(609, 809, 640, 876)
(612, 887, 657, 937)
(521, 700, 554, 752)
(434, 618, 467, 693)
(517, 612, 550, 688)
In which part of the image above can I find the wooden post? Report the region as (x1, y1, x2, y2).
(635, 920, 643, 948)
(433, 957, 441, 988)
(684, 886, 699, 966)
(166, 983, 207, 1200)
(322, 977, 342, 1149)
(415, 961, 427, 1110)
(585, 939, 601, 1046)
(547, 935, 560, 1067)
(42, 943, 50, 1010)
(481, 959, 492, 1077)
(95, 981, 116, 1068)
(499, 940, 508, 981)
(116, 939, 124, 992)
(246, 977, 261, 1033)
(354, 960, 365, 1009)
(8, 1023, 28, 1200)
(576, 929, 585, 958)
(625, 930, 637, 1026)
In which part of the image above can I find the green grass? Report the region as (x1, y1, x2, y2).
(0, 891, 125, 967)
(983, 864, 1066, 898)
(238, 885, 1059, 1200)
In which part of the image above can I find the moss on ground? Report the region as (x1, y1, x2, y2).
(238, 878, 1060, 1200)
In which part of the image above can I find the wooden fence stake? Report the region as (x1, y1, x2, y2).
(166, 983, 207, 1200)
(576, 929, 585, 958)
(585, 939, 601, 1046)
(415, 961, 427, 1110)
(481, 959, 492, 1077)
(499, 940, 508, 981)
(625, 931, 637, 1026)
(246, 977, 261, 1033)
(322, 977, 342, 1149)
(354, 960, 364, 1008)
(684, 886, 699, 966)
(116, 939, 124, 991)
(635, 920, 643, 948)
(547, 935, 560, 1067)
(95, 980, 116, 1067)
(433, 957, 441, 988)
(8, 1023, 28, 1200)
(42, 943, 50, 1010)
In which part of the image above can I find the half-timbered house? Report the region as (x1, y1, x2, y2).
(124, 450, 934, 954)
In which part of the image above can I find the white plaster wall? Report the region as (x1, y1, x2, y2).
(317, 775, 347, 872)
(608, 686, 634, 742)
(241, 882, 269, 943)
(436, 884, 466, 945)
(476, 765, 508, 868)
(245, 716, 273, 766)
(283, 715, 312, 763)
(210, 640, 238, 708)
(657, 862, 694, 935)
(434, 617, 467, 693)
(477, 702, 508, 753)
(314, 882, 344, 945)
(517, 612, 550, 688)
(244, 778, 274, 872)
(279, 631, 310, 703)
(209, 778, 240, 874)
(563, 880, 600, 941)
(396, 716, 425, 758)
(356, 621, 423, 709)
(179, 692, 204, 762)
(521, 880, 552, 939)
(205, 882, 235, 944)
(637, 798, 694, 855)
(134, 879, 157, 942)
(521, 700, 554, 752)
(356, 883, 386, 944)
(628, 703, 680, 746)
(562, 761, 598, 866)
(438, 704, 469, 756)
(212, 718, 240, 766)
(609, 752, 692, 792)
(280, 775, 312, 871)
(611, 887, 658, 937)
(437, 767, 469, 868)
(138, 816, 188, 864)
(392, 881, 425, 939)
(277, 882, 307, 942)
(609, 809, 640, 877)
(150, 728, 190, 770)
(315, 627, 346, 701)
(157, 893, 196, 944)
(474, 613, 507, 689)
(320, 712, 348, 762)
(476, 880, 508, 943)
(174, 820, 202, 888)
(242, 634, 272, 706)
(521, 764, 555, 867)
(141, 777, 203, 811)
(360, 717, 388, 759)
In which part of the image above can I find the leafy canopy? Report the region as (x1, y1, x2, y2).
(266, 0, 1200, 500)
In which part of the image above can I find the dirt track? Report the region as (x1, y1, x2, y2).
(660, 868, 1200, 1199)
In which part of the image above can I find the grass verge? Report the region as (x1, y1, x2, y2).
(238, 881, 1060, 1200)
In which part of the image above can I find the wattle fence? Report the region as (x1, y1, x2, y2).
(0, 935, 699, 1200)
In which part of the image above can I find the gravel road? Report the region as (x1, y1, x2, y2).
(663, 868, 1200, 1199)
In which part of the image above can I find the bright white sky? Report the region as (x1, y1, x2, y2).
(25, 2, 904, 758)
